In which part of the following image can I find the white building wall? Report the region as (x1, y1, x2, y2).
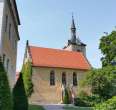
(0, 0, 19, 89)
(0, 0, 4, 55)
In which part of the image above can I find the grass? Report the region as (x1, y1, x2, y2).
(64, 106, 93, 110)
(29, 105, 45, 110)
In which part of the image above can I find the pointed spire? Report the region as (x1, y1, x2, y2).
(26, 40, 29, 47)
(71, 14, 76, 29)
(70, 14, 76, 44)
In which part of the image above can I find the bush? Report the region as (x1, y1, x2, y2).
(78, 91, 88, 99)
(84, 95, 104, 107)
(94, 96, 116, 110)
(74, 98, 89, 107)
(63, 88, 70, 104)
(0, 57, 13, 110)
(74, 91, 90, 107)
(75, 91, 103, 107)
(13, 73, 28, 110)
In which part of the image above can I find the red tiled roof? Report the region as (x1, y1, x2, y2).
(29, 46, 91, 70)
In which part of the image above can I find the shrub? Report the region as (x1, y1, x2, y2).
(74, 90, 90, 107)
(0, 57, 13, 110)
(13, 73, 28, 110)
(78, 91, 88, 99)
(74, 98, 89, 107)
(84, 95, 104, 107)
(94, 96, 116, 110)
(63, 88, 70, 104)
(75, 91, 103, 107)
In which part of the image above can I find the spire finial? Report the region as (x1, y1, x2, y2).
(71, 13, 76, 29)
(26, 40, 29, 46)
(72, 12, 74, 19)
(70, 13, 76, 44)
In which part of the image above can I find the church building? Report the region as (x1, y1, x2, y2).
(24, 16, 91, 104)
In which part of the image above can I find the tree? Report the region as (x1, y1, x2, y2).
(21, 61, 33, 97)
(13, 73, 28, 110)
(99, 31, 116, 67)
(81, 66, 116, 100)
(0, 57, 13, 110)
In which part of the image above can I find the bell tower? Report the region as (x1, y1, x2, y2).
(63, 15, 86, 56)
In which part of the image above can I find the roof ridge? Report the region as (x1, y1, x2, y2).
(29, 45, 83, 54)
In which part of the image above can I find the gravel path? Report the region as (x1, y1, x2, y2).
(43, 104, 64, 110)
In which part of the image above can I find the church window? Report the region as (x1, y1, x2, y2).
(50, 70, 55, 86)
(73, 72, 78, 86)
(62, 72, 66, 86)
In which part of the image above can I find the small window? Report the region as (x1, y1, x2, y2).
(9, 23, 11, 40)
(73, 72, 78, 86)
(50, 71, 55, 86)
(5, 15, 8, 32)
(62, 72, 66, 86)
(6, 59, 9, 72)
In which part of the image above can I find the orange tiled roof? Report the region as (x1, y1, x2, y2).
(29, 46, 91, 70)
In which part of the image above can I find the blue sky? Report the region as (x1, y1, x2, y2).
(16, 0, 116, 71)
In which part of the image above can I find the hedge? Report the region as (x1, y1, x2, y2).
(0, 57, 13, 110)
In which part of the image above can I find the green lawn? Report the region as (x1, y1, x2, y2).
(64, 106, 93, 110)
(29, 105, 45, 110)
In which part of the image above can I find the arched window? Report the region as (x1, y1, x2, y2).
(50, 70, 55, 86)
(73, 72, 77, 86)
(62, 72, 66, 86)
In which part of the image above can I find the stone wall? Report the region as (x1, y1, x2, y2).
(29, 67, 87, 104)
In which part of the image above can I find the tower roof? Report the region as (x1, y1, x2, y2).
(68, 15, 86, 46)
